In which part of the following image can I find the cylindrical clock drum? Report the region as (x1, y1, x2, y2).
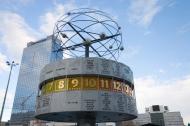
(35, 57, 137, 123)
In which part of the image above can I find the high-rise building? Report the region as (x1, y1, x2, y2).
(10, 35, 62, 125)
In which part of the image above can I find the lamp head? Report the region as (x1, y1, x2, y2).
(6, 61, 10, 66)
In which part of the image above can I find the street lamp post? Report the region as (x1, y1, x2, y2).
(0, 61, 18, 122)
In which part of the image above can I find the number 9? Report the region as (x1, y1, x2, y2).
(71, 79, 79, 87)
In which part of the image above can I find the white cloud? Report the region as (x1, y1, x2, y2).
(178, 22, 190, 34)
(135, 75, 190, 125)
(0, 0, 34, 5)
(166, 0, 176, 7)
(0, 11, 40, 61)
(0, 53, 9, 72)
(0, 1, 77, 62)
(158, 69, 166, 74)
(39, 1, 77, 35)
(170, 62, 182, 68)
(128, 0, 161, 27)
(0, 0, 35, 12)
(18, 0, 34, 5)
(143, 31, 151, 36)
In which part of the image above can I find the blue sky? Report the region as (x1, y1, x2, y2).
(0, 0, 190, 125)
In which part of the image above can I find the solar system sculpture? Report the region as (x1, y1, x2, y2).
(35, 8, 137, 126)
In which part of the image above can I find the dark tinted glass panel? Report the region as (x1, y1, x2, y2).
(164, 106, 168, 110)
(152, 105, 160, 111)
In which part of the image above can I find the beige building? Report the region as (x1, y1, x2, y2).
(116, 105, 184, 126)
(0, 122, 7, 126)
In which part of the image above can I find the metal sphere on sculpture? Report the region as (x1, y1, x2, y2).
(53, 8, 123, 60)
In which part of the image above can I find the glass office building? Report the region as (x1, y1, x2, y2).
(10, 35, 62, 125)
